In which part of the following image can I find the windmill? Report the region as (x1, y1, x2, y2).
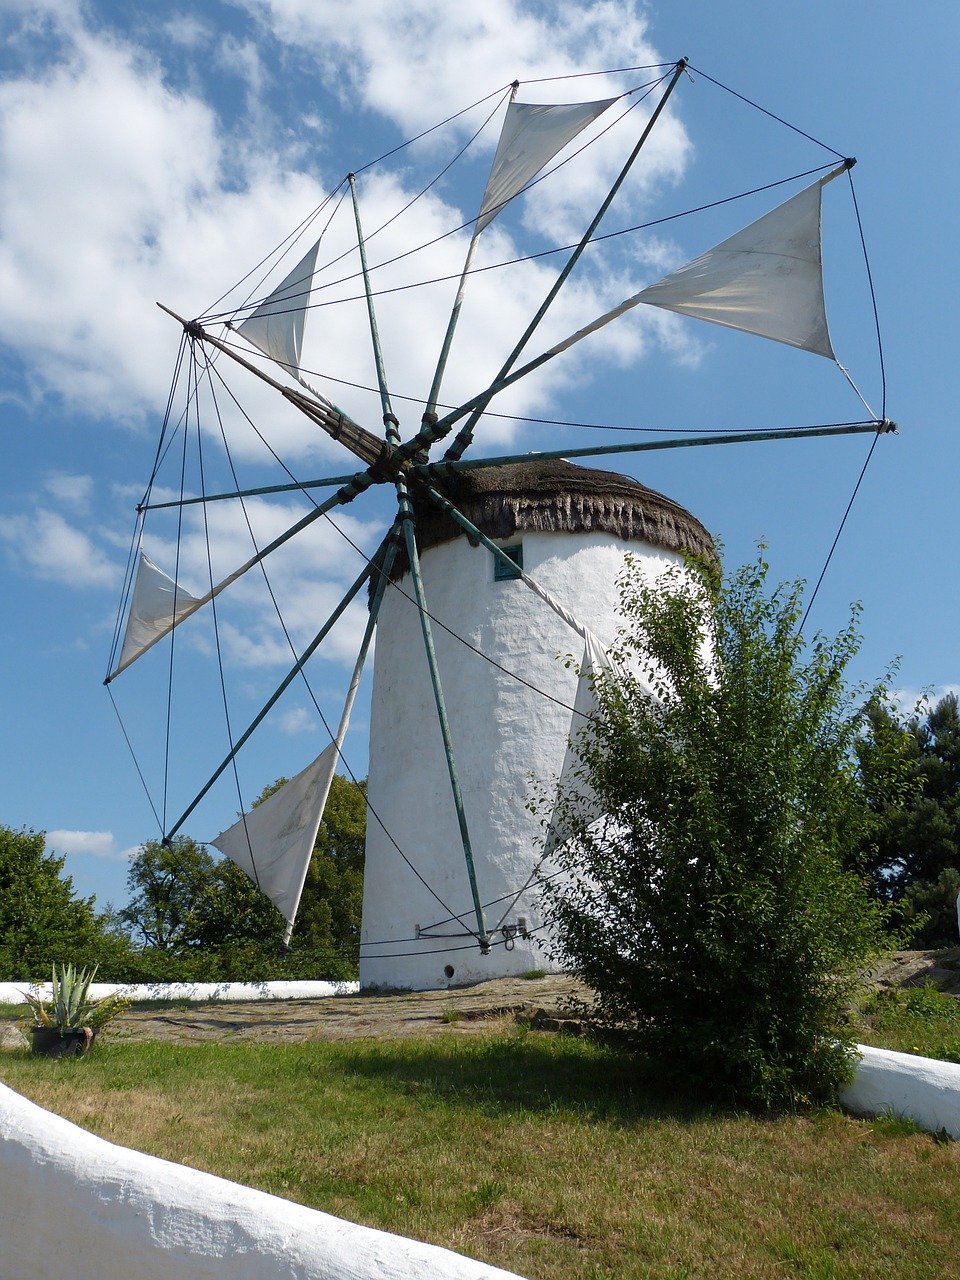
(105, 60, 893, 990)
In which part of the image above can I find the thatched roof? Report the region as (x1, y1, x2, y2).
(378, 458, 714, 586)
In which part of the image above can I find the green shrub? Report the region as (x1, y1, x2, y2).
(541, 553, 895, 1111)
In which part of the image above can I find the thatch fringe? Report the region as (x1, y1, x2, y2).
(379, 460, 714, 586)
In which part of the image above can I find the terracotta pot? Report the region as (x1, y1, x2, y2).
(30, 1026, 96, 1058)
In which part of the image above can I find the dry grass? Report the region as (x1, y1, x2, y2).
(2, 1029, 959, 1279)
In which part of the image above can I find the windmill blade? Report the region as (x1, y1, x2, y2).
(212, 742, 340, 931)
(476, 96, 620, 234)
(111, 551, 203, 680)
(523, 163, 851, 377)
(397, 61, 690, 466)
(236, 238, 322, 377)
(162, 528, 389, 842)
(106, 475, 377, 684)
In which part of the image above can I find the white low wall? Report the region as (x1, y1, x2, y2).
(2, 1031, 957, 1279)
(0, 980, 359, 1005)
(841, 1044, 960, 1138)
(0, 1082, 524, 1280)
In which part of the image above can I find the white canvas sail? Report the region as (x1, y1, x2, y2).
(112, 552, 202, 679)
(477, 97, 617, 232)
(631, 172, 837, 356)
(211, 742, 339, 929)
(542, 630, 619, 858)
(237, 238, 321, 374)
(538, 166, 846, 366)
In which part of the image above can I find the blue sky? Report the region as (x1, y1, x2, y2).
(0, 0, 956, 913)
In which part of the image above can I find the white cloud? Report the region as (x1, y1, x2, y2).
(46, 829, 131, 860)
(43, 472, 94, 509)
(0, 0, 700, 660)
(0, 508, 118, 586)
(277, 705, 316, 735)
(0, 0, 693, 436)
(890, 686, 960, 718)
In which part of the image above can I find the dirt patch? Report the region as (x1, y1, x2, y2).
(106, 974, 590, 1045)
(8, 951, 959, 1049)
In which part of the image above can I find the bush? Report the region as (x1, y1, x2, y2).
(541, 553, 894, 1111)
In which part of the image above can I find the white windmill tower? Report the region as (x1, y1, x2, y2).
(361, 458, 714, 989)
(105, 60, 893, 990)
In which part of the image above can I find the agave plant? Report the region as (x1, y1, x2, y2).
(22, 964, 129, 1032)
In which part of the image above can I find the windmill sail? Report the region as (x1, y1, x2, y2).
(539, 165, 847, 367)
(476, 97, 618, 232)
(236, 238, 321, 375)
(632, 171, 837, 356)
(543, 630, 618, 857)
(211, 741, 339, 930)
(111, 552, 202, 680)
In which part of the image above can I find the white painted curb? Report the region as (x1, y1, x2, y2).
(842, 1043, 960, 1138)
(0, 1082, 525, 1280)
(0, 980, 359, 1005)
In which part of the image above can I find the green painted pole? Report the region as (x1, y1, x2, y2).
(423, 83, 520, 421)
(414, 421, 896, 480)
(440, 58, 689, 462)
(350, 175, 490, 949)
(141, 473, 362, 511)
(163, 538, 384, 841)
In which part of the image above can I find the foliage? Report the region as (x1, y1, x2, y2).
(21, 963, 129, 1031)
(116, 772, 366, 980)
(897, 868, 960, 950)
(540, 552, 894, 1111)
(119, 836, 283, 954)
(857, 982, 960, 1063)
(0, 825, 132, 980)
(857, 694, 960, 942)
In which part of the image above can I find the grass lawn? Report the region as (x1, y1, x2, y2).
(2, 1023, 959, 1280)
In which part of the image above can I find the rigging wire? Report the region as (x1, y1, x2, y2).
(106, 684, 163, 836)
(204, 81, 658, 328)
(205, 157, 840, 333)
(685, 63, 847, 160)
(799, 429, 882, 635)
(195, 351, 264, 891)
(796, 166, 889, 631)
(161, 351, 197, 834)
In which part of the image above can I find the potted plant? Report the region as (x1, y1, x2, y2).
(22, 964, 129, 1057)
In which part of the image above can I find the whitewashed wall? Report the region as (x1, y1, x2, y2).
(0, 980, 358, 1006)
(840, 1044, 960, 1138)
(0, 1082, 525, 1280)
(362, 529, 683, 991)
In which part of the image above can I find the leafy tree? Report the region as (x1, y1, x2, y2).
(857, 693, 960, 945)
(120, 836, 282, 953)
(540, 554, 893, 1111)
(860, 691, 960, 911)
(0, 825, 130, 979)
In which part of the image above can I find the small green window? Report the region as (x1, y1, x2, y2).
(494, 542, 523, 581)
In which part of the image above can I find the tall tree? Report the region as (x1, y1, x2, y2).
(541, 554, 893, 1111)
(120, 836, 282, 953)
(858, 692, 960, 944)
(0, 825, 129, 979)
